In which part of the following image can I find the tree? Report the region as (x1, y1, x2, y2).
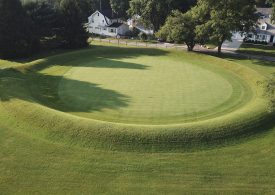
(77, 0, 99, 20)
(0, 0, 39, 59)
(128, 0, 197, 31)
(195, 0, 258, 53)
(58, 0, 88, 49)
(272, 5, 275, 23)
(256, 0, 270, 7)
(23, 1, 58, 38)
(110, 0, 130, 19)
(267, 0, 275, 23)
(156, 10, 198, 51)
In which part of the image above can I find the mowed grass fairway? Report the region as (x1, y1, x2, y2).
(0, 42, 274, 194)
(58, 47, 248, 124)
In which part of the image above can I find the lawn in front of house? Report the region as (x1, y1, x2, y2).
(238, 43, 275, 57)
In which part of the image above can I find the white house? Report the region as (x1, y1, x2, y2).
(87, 10, 130, 37)
(246, 8, 275, 44)
(127, 15, 154, 35)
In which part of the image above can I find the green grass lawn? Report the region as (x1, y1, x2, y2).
(57, 47, 248, 124)
(0, 42, 274, 194)
(238, 43, 275, 58)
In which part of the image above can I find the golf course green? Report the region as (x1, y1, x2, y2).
(58, 49, 248, 124)
(0, 42, 274, 193)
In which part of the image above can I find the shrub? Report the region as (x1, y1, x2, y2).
(138, 32, 148, 41)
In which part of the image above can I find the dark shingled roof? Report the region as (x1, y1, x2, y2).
(108, 23, 123, 28)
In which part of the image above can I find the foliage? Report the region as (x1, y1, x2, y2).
(244, 39, 268, 45)
(271, 1, 275, 23)
(138, 32, 147, 41)
(238, 43, 275, 58)
(194, 0, 258, 53)
(256, 0, 272, 7)
(77, 0, 100, 20)
(126, 27, 140, 37)
(23, 1, 59, 38)
(110, 0, 129, 19)
(58, 0, 88, 49)
(127, 0, 197, 31)
(0, 0, 39, 59)
(156, 10, 198, 51)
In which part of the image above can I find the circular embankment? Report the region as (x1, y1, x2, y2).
(0, 45, 272, 150)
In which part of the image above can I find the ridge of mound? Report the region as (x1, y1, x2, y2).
(0, 45, 272, 151)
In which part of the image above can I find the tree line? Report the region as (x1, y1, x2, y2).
(0, 0, 89, 59)
(0, 0, 197, 59)
(0, 0, 268, 59)
(157, 0, 259, 53)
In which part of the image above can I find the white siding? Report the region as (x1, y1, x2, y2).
(87, 11, 130, 37)
(88, 11, 109, 35)
(247, 33, 274, 43)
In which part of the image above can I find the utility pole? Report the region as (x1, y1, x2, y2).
(99, 0, 102, 11)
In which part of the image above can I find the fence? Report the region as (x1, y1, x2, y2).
(91, 37, 187, 50)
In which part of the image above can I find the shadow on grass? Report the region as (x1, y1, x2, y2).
(0, 68, 130, 113)
(1, 45, 275, 152)
(0, 45, 169, 112)
(237, 43, 275, 57)
(17, 45, 168, 72)
(199, 51, 275, 68)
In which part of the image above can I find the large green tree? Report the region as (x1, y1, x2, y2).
(128, 0, 197, 31)
(0, 0, 38, 59)
(156, 10, 198, 51)
(24, 1, 58, 38)
(195, 0, 258, 53)
(58, 0, 88, 49)
(110, 0, 130, 19)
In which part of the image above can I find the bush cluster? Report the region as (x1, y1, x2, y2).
(244, 39, 268, 45)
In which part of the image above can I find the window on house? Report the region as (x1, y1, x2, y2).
(108, 28, 117, 33)
(98, 13, 99, 16)
(262, 25, 266, 30)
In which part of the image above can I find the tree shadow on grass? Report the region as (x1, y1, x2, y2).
(200, 52, 275, 68)
(0, 68, 130, 113)
(20, 45, 169, 72)
(0, 45, 170, 113)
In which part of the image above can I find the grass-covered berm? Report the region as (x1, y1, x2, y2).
(0, 44, 272, 149)
(0, 43, 274, 194)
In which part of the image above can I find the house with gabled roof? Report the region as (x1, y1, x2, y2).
(87, 10, 130, 37)
(246, 8, 275, 44)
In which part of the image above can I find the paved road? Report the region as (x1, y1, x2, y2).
(221, 39, 243, 51)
